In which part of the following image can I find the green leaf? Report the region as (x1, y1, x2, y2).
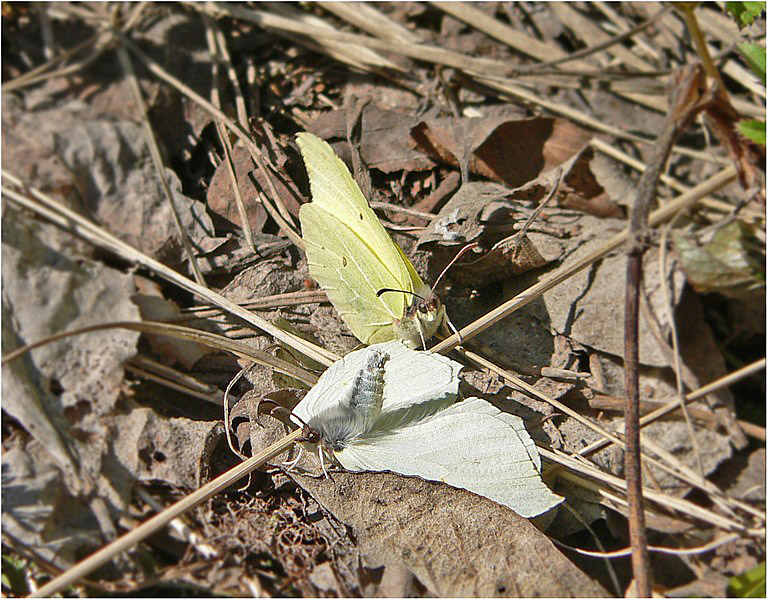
(738, 119, 767, 145)
(738, 42, 766, 83)
(2, 554, 29, 596)
(727, 1, 766, 27)
(673, 221, 766, 298)
(729, 562, 766, 598)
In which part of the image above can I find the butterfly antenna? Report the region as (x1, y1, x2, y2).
(291, 412, 310, 431)
(376, 288, 423, 300)
(431, 242, 480, 290)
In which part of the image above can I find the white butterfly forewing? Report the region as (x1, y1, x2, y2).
(335, 397, 564, 518)
(292, 340, 462, 428)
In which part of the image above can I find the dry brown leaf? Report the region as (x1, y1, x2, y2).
(207, 143, 269, 233)
(308, 106, 436, 173)
(411, 115, 593, 188)
(556, 146, 624, 218)
(292, 471, 608, 597)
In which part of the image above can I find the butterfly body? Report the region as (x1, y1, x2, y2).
(307, 349, 387, 451)
(297, 133, 444, 348)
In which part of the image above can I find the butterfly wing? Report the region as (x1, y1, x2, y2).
(376, 341, 461, 418)
(298, 133, 410, 330)
(292, 344, 374, 426)
(336, 397, 563, 518)
(296, 133, 409, 281)
(293, 341, 461, 425)
(301, 203, 402, 345)
(298, 133, 444, 348)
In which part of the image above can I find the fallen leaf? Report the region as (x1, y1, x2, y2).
(1, 209, 223, 572)
(411, 115, 592, 189)
(308, 106, 434, 174)
(673, 220, 766, 298)
(291, 471, 608, 597)
(2, 94, 216, 265)
(2, 212, 140, 462)
(207, 143, 269, 233)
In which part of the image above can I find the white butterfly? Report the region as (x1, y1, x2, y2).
(291, 341, 563, 518)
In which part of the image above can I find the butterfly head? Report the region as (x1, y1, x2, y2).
(410, 289, 442, 321)
(378, 287, 445, 349)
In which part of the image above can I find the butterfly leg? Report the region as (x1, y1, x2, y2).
(318, 446, 331, 479)
(442, 313, 463, 344)
(283, 446, 305, 471)
(415, 318, 428, 350)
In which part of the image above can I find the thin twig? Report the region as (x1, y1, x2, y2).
(561, 358, 766, 461)
(562, 502, 623, 596)
(454, 348, 738, 507)
(555, 532, 742, 559)
(209, 17, 249, 128)
(546, 450, 757, 534)
(511, 6, 671, 74)
(430, 166, 738, 354)
(623, 62, 714, 597)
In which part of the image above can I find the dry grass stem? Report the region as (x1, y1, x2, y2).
(432, 167, 739, 353)
(31, 429, 304, 598)
(1, 176, 338, 366)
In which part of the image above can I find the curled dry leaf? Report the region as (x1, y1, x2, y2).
(447, 233, 548, 288)
(410, 115, 593, 189)
(417, 179, 564, 288)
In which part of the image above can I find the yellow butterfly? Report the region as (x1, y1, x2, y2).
(297, 133, 445, 349)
